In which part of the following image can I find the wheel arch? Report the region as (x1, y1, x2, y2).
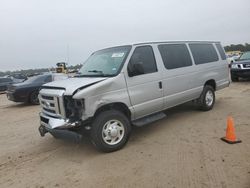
(204, 79, 216, 91)
(29, 89, 39, 102)
(94, 102, 131, 120)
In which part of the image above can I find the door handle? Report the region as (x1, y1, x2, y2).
(158, 81, 162, 89)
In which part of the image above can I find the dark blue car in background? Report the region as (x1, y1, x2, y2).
(0, 77, 13, 92)
(6, 73, 68, 104)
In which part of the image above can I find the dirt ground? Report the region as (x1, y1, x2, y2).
(0, 82, 250, 188)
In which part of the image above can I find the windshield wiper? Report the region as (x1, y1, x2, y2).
(88, 70, 103, 73)
(87, 70, 114, 77)
(75, 71, 114, 77)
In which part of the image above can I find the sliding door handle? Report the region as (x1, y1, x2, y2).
(158, 81, 162, 89)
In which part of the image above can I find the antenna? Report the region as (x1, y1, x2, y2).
(66, 43, 70, 65)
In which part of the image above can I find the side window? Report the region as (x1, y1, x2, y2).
(128, 46, 157, 77)
(215, 43, 226, 60)
(44, 75, 52, 83)
(189, 43, 219, 64)
(0, 78, 10, 82)
(158, 44, 192, 69)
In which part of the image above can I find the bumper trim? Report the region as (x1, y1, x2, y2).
(231, 69, 250, 78)
(40, 112, 79, 129)
(39, 125, 82, 143)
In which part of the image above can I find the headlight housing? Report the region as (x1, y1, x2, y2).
(231, 64, 240, 69)
(64, 96, 85, 121)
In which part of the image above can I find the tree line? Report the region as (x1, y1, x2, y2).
(0, 64, 82, 77)
(224, 43, 250, 52)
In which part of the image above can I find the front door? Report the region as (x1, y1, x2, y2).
(125, 45, 163, 119)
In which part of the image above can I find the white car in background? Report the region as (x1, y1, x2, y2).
(227, 55, 240, 64)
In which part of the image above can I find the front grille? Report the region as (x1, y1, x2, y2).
(41, 95, 54, 100)
(40, 94, 61, 117)
(39, 89, 66, 118)
(243, 64, 250, 69)
(43, 108, 56, 114)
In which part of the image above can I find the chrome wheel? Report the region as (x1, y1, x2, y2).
(102, 120, 125, 145)
(205, 90, 214, 106)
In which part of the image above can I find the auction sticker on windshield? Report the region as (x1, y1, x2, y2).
(111, 52, 124, 58)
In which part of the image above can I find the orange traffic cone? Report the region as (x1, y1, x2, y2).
(221, 116, 241, 144)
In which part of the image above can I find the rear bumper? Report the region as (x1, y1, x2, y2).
(0, 86, 7, 92)
(39, 112, 82, 142)
(6, 91, 28, 102)
(231, 69, 250, 78)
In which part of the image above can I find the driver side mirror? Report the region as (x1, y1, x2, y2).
(128, 62, 144, 77)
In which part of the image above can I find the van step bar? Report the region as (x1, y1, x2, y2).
(132, 112, 166, 127)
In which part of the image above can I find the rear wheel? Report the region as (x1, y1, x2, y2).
(197, 85, 215, 111)
(29, 90, 39, 105)
(90, 110, 131, 152)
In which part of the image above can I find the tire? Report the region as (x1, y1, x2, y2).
(197, 85, 215, 111)
(231, 75, 239, 82)
(90, 110, 131, 152)
(29, 90, 39, 105)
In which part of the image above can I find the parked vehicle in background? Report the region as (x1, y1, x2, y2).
(56, 62, 68, 73)
(38, 41, 230, 152)
(6, 73, 68, 104)
(230, 51, 250, 81)
(227, 54, 240, 65)
(11, 73, 27, 83)
(0, 77, 13, 92)
(227, 55, 233, 64)
(4, 73, 27, 83)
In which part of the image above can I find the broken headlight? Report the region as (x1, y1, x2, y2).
(64, 96, 85, 121)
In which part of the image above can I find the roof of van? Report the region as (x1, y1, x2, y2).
(133, 41, 220, 46)
(93, 41, 221, 53)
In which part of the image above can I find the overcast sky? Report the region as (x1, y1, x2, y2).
(0, 0, 250, 71)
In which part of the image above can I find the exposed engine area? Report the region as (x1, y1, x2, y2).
(64, 96, 85, 122)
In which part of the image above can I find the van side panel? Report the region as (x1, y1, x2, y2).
(188, 43, 229, 95)
(156, 43, 200, 108)
(156, 42, 229, 110)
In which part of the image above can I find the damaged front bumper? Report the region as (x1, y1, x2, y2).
(39, 112, 82, 142)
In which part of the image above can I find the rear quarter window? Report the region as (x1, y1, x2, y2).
(189, 43, 219, 64)
(215, 43, 226, 60)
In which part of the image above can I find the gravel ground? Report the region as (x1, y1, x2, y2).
(0, 82, 250, 188)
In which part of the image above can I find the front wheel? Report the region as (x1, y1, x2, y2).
(197, 85, 215, 111)
(29, 90, 39, 105)
(90, 110, 131, 152)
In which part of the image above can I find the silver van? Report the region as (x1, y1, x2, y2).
(38, 41, 230, 152)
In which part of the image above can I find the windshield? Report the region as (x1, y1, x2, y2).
(239, 52, 250, 60)
(78, 45, 131, 77)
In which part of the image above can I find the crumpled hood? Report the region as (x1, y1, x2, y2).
(42, 77, 107, 95)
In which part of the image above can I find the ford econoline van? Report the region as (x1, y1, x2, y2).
(38, 41, 230, 152)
